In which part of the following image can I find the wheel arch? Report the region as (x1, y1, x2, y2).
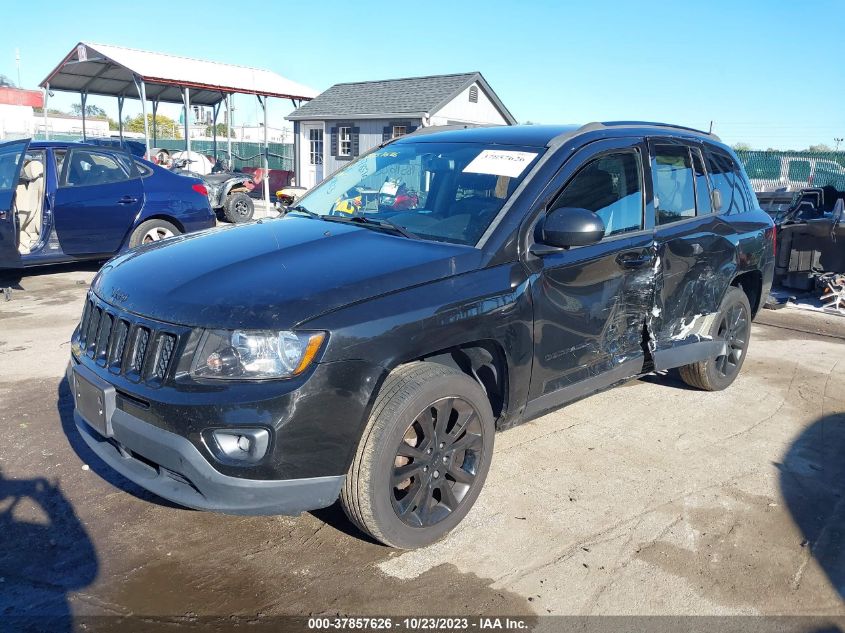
(122, 214, 186, 249)
(731, 269, 763, 318)
(402, 339, 510, 426)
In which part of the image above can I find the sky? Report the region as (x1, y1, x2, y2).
(2, 0, 843, 150)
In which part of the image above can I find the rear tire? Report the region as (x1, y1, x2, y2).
(222, 191, 254, 223)
(678, 286, 752, 391)
(341, 362, 495, 549)
(128, 219, 180, 248)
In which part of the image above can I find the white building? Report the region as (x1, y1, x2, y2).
(287, 72, 516, 188)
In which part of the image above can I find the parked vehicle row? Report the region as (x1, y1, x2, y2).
(0, 139, 216, 270)
(66, 122, 775, 549)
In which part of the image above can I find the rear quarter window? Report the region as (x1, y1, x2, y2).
(134, 159, 154, 178)
(705, 148, 750, 215)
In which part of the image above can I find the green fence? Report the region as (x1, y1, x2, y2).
(736, 150, 845, 192)
(28, 132, 294, 171)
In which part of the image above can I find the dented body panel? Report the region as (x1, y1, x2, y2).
(67, 123, 774, 515)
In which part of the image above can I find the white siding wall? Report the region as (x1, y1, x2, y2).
(428, 82, 509, 126)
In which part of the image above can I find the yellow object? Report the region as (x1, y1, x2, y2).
(294, 332, 327, 375)
(333, 195, 362, 215)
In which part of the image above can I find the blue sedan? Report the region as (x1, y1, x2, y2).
(0, 139, 216, 270)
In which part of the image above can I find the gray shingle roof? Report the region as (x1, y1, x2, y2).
(287, 72, 514, 123)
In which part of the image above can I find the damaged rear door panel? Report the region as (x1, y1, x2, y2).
(649, 139, 735, 367)
(648, 139, 766, 369)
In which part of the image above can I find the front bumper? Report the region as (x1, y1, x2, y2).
(69, 363, 345, 515)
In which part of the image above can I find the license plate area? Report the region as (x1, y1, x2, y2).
(73, 366, 116, 437)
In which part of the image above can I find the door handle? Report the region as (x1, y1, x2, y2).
(616, 251, 654, 269)
(117, 196, 138, 205)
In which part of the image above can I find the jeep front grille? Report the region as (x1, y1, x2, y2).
(76, 294, 184, 386)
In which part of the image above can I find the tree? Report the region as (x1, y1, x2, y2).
(732, 142, 752, 152)
(805, 143, 832, 153)
(125, 113, 181, 139)
(70, 103, 108, 118)
(0, 74, 15, 87)
(204, 123, 232, 138)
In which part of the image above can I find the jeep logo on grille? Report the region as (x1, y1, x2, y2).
(110, 287, 129, 303)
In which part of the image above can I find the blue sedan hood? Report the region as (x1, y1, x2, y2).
(93, 217, 482, 329)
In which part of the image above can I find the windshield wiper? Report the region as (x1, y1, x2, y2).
(284, 205, 319, 218)
(322, 215, 419, 240)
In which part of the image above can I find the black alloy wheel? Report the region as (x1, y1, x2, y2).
(391, 396, 484, 528)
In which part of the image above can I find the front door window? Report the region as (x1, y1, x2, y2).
(551, 150, 644, 237)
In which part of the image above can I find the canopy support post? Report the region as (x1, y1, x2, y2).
(151, 99, 159, 146)
(134, 76, 150, 160)
(42, 83, 50, 140)
(258, 95, 270, 207)
(227, 94, 233, 169)
(212, 101, 220, 163)
(80, 92, 88, 141)
(182, 87, 191, 154)
(117, 94, 125, 143)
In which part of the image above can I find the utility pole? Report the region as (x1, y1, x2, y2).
(835, 137, 843, 151)
(15, 49, 21, 87)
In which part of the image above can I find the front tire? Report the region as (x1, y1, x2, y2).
(341, 362, 495, 549)
(222, 191, 254, 223)
(678, 286, 752, 391)
(128, 219, 180, 248)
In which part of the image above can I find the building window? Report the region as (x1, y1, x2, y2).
(338, 126, 352, 157)
(469, 85, 478, 103)
(309, 128, 323, 165)
(392, 125, 407, 139)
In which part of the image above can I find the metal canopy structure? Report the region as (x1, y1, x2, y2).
(40, 42, 316, 203)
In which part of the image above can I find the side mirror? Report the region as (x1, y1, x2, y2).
(537, 207, 605, 250)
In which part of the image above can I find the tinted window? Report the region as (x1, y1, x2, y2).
(0, 141, 25, 193)
(652, 145, 696, 224)
(691, 148, 712, 214)
(134, 159, 154, 178)
(54, 149, 67, 180)
(63, 150, 129, 187)
(787, 159, 811, 183)
(552, 151, 643, 237)
(706, 148, 748, 214)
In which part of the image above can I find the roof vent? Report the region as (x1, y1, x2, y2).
(469, 85, 478, 103)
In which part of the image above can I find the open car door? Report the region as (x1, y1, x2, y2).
(0, 139, 29, 270)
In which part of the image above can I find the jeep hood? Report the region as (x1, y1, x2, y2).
(93, 217, 481, 329)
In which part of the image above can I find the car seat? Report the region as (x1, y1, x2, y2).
(16, 160, 45, 254)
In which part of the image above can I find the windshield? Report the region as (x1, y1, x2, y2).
(293, 141, 543, 245)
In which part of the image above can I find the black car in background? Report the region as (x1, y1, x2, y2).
(68, 122, 775, 548)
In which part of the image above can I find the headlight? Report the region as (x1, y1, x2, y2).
(190, 330, 326, 380)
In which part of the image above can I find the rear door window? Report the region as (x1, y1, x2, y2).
(705, 148, 749, 214)
(652, 145, 696, 224)
(691, 147, 712, 214)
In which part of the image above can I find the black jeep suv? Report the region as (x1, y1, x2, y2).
(68, 122, 775, 548)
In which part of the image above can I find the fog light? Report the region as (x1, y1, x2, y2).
(211, 428, 270, 464)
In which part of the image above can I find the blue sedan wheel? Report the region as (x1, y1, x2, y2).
(129, 219, 181, 249)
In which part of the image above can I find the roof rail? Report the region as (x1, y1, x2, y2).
(600, 120, 721, 141)
(548, 121, 721, 148)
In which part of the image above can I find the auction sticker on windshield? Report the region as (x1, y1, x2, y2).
(463, 150, 538, 178)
